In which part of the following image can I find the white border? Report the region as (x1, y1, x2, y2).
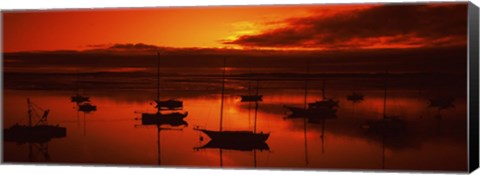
(0, 0, 479, 175)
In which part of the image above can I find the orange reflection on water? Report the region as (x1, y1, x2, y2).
(3, 88, 467, 171)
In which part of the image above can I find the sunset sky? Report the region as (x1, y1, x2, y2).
(2, 3, 467, 52)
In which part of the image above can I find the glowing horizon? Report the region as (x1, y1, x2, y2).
(2, 3, 466, 52)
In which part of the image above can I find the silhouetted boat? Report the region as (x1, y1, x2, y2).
(240, 95, 263, 102)
(154, 99, 183, 110)
(71, 93, 90, 104)
(284, 106, 337, 120)
(194, 137, 270, 151)
(284, 69, 337, 121)
(308, 79, 339, 111)
(346, 92, 365, 103)
(78, 102, 97, 113)
(4, 98, 67, 144)
(141, 52, 187, 121)
(363, 71, 407, 134)
(142, 112, 188, 126)
(428, 97, 455, 110)
(195, 57, 270, 145)
(240, 80, 263, 102)
(152, 52, 183, 110)
(195, 129, 269, 143)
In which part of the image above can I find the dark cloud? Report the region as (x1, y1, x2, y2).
(108, 43, 160, 50)
(224, 3, 468, 49)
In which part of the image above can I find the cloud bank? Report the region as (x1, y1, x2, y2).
(224, 4, 467, 49)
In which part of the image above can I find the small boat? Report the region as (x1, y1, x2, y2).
(4, 124, 66, 143)
(196, 57, 269, 145)
(363, 71, 407, 134)
(347, 92, 365, 103)
(428, 97, 455, 110)
(154, 99, 183, 110)
(308, 99, 339, 110)
(309, 79, 339, 109)
(240, 95, 263, 102)
(142, 112, 188, 125)
(195, 129, 269, 143)
(284, 79, 338, 121)
(141, 52, 187, 122)
(240, 71, 263, 103)
(71, 93, 90, 104)
(153, 52, 183, 110)
(78, 103, 97, 112)
(194, 135, 270, 151)
(4, 98, 67, 144)
(285, 106, 336, 117)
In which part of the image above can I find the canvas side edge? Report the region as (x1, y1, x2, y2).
(468, 1, 479, 173)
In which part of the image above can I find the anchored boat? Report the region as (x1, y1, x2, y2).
(195, 57, 270, 147)
(4, 98, 67, 144)
(141, 52, 187, 123)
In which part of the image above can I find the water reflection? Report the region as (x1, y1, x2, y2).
(136, 114, 188, 165)
(4, 98, 67, 162)
(3, 68, 467, 171)
(141, 52, 188, 126)
(194, 59, 270, 167)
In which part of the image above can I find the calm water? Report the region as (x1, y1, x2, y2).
(3, 75, 468, 171)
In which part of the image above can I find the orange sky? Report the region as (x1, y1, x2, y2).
(2, 5, 333, 52)
(2, 3, 467, 52)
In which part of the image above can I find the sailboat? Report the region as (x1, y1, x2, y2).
(71, 93, 90, 104)
(307, 79, 338, 122)
(363, 71, 407, 133)
(154, 52, 183, 110)
(240, 79, 263, 102)
(308, 79, 339, 110)
(4, 98, 67, 144)
(347, 92, 365, 103)
(195, 95, 270, 151)
(428, 97, 455, 110)
(78, 102, 97, 113)
(284, 61, 337, 121)
(70, 71, 90, 104)
(141, 52, 188, 124)
(194, 58, 269, 147)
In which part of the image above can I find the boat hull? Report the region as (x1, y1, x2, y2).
(195, 139, 270, 151)
(71, 96, 90, 104)
(4, 125, 67, 143)
(78, 103, 97, 112)
(141, 112, 188, 126)
(195, 129, 269, 143)
(284, 106, 337, 120)
(240, 95, 263, 102)
(155, 99, 183, 110)
(347, 94, 364, 103)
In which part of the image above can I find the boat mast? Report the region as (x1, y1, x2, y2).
(157, 52, 161, 103)
(304, 60, 310, 110)
(254, 80, 259, 133)
(248, 67, 252, 129)
(219, 57, 226, 132)
(157, 126, 162, 165)
(304, 59, 309, 166)
(27, 98, 32, 127)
